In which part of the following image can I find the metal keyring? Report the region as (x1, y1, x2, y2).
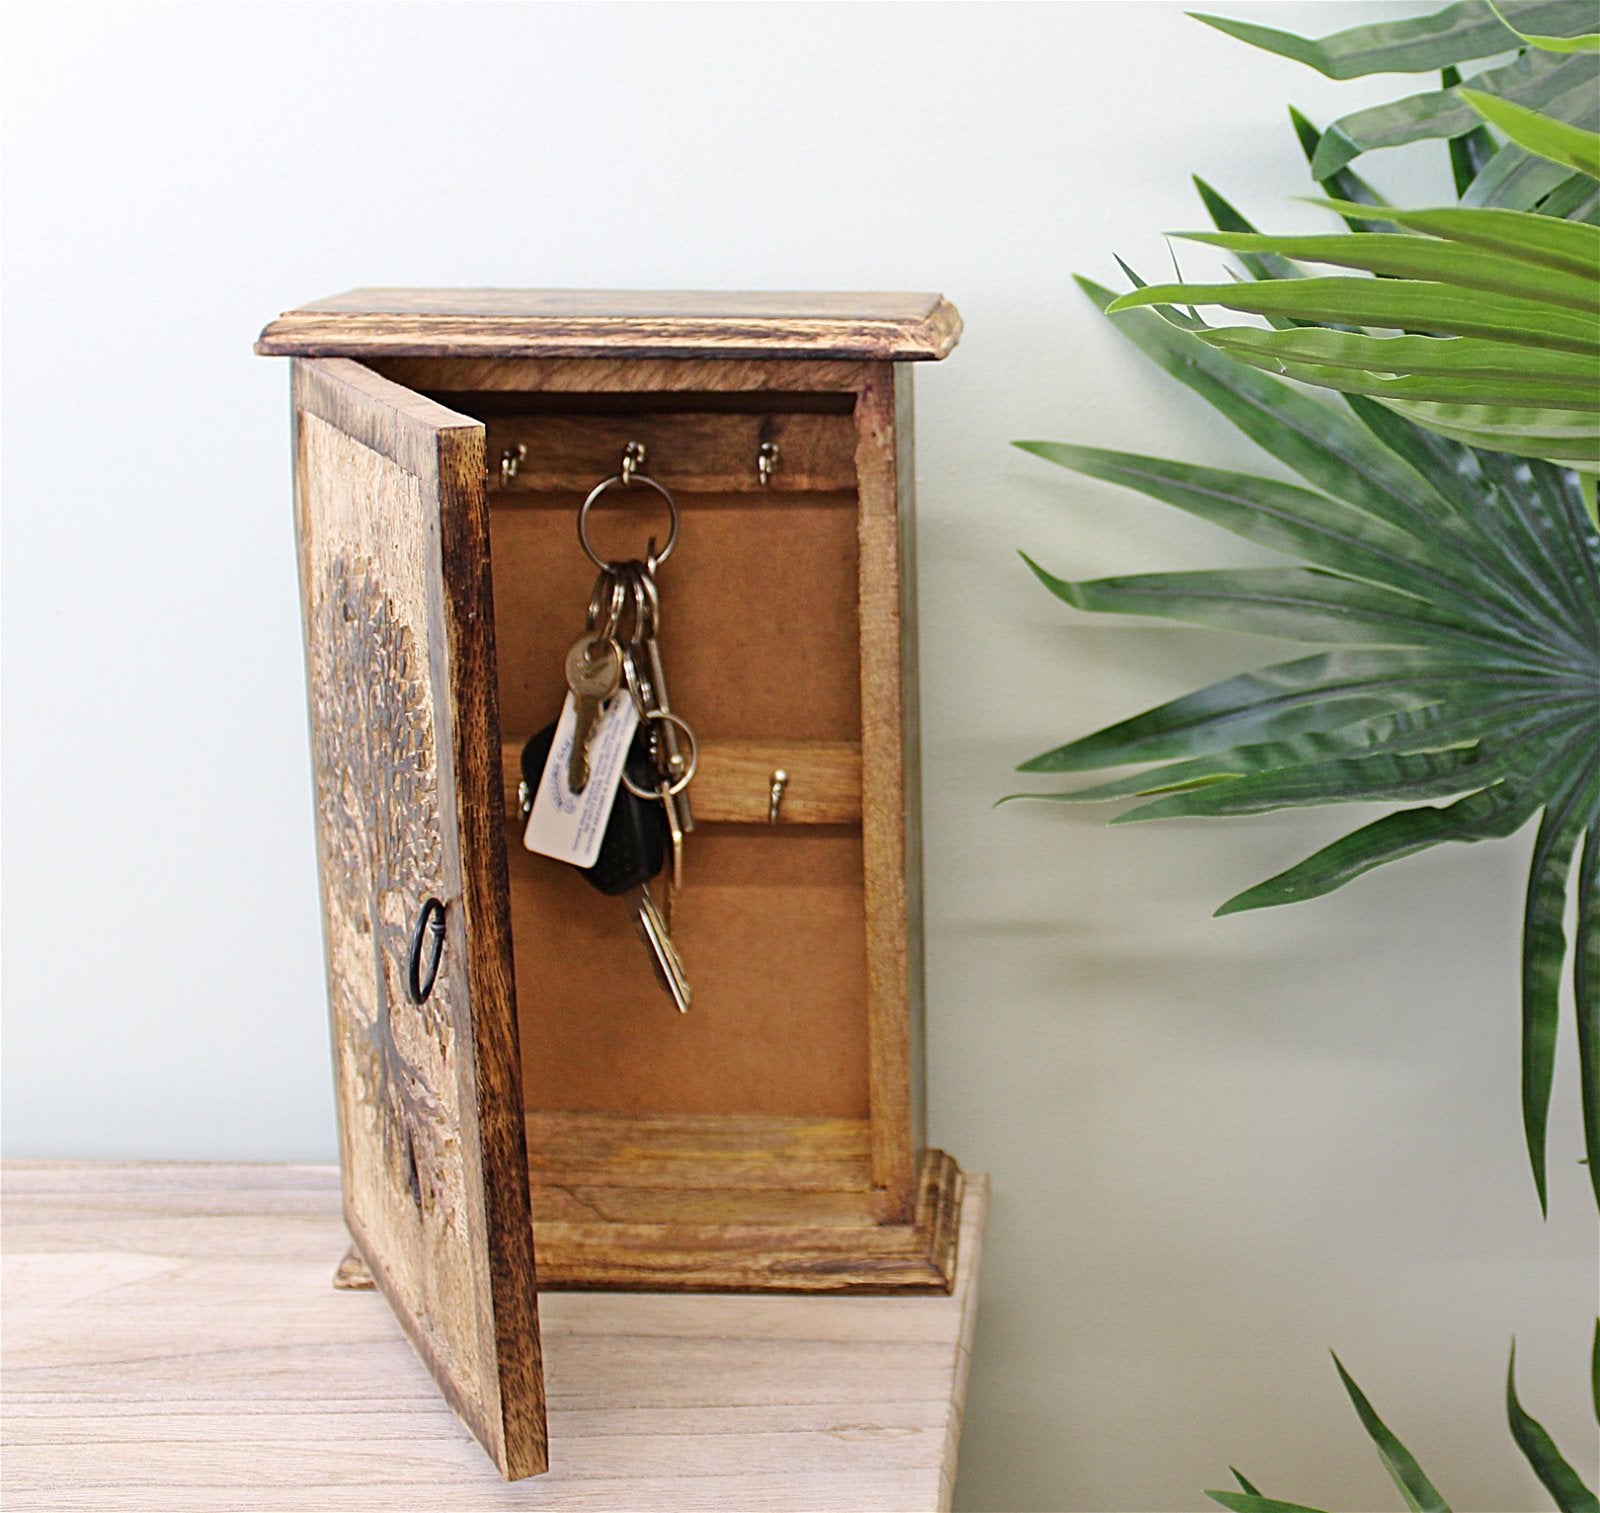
(586, 569, 628, 637)
(578, 473, 680, 571)
(622, 710, 699, 800)
(623, 559, 659, 643)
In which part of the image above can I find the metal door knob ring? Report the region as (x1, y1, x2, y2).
(407, 897, 447, 1006)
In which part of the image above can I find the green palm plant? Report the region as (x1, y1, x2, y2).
(1015, 276, 1600, 1214)
(1013, 14, 1600, 1219)
(1105, 93, 1600, 475)
(1017, 5, 1600, 1506)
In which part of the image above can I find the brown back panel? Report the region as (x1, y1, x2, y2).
(484, 400, 871, 1119)
(490, 489, 861, 744)
(510, 823, 870, 1117)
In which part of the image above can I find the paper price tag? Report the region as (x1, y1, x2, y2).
(522, 691, 641, 869)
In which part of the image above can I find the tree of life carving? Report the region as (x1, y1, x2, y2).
(312, 553, 458, 1224)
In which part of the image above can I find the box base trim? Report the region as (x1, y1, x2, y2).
(333, 1149, 963, 1296)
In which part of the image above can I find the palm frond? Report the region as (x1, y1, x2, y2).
(1105, 103, 1600, 476)
(1203, 1344, 1599, 1513)
(1194, 0, 1599, 217)
(1018, 292, 1600, 1208)
(1308, 51, 1593, 179)
(1506, 1338, 1600, 1513)
(1190, 1, 1592, 78)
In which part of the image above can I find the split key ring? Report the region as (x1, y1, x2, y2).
(578, 472, 680, 571)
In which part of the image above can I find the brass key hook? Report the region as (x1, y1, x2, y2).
(757, 441, 780, 487)
(620, 440, 646, 486)
(498, 443, 527, 489)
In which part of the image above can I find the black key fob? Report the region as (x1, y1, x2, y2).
(520, 721, 666, 897)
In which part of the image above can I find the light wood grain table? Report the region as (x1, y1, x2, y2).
(2, 1163, 987, 1512)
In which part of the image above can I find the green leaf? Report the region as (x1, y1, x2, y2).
(1488, 0, 1600, 53)
(1107, 277, 1600, 355)
(1506, 1342, 1600, 1513)
(1032, 258, 1600, 1210)
(1379, 397, 1600, 471)
(1021, 651, 1525, 775)
(1100, 195, 1600, 474)
(1020, 556, 1489, 646)
(1188, 1, 1586, 78)
(1003, 708, 1473, 805)
(1084, 279, 1589, 644)
(1462, 88, 1600, 176)
(1206, 1494, 1329, 1513)
(1232, 1468, 1264, 1496)
(1076, 279, 1462, 542)
(1193, 176, 1306, 283)
(1298, 200, 1600, 280)
(1330, 1355, 1452, 1513)
(1309, 50, 1590, 178)
(1520, 749, 1598, 1213)
(1464, 72, 1600, 209)
(1012, 439, 1496, 608)
(1467, 141, 1584, 211)
(1579, 828, 1600, 1208)
(1289, 107, 1399, 231)
(1217, 745, 1568, 914)
(1200, 326, 1599, 387)
(1120, 748, 1493, 822)
(1175, 228, 1598, 310)
(1446, 65, 1501, 195)
(1471, 450, 1600, 627)
(1281, 362, 1597, 411)
(1202, 335, 1599, 416)
(1537, 170, 1600, 219)
(1335, 368, 1592, 412)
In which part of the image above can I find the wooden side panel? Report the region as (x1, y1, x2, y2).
(895, 368, 929, 1159)
(855, 364, 921, 1216)
(291, 358, 546, 1478)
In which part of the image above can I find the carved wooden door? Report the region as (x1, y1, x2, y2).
(291, 357, 546, 1478)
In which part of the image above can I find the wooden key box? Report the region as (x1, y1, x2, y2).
(256, 289, 965, 1478)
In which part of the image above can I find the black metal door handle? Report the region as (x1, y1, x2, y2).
(407, 897, 447, 1006)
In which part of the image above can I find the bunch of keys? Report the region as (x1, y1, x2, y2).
(520, 457, 698, 1013)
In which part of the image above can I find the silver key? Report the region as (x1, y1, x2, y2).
(634, 883, 691, 1013)
(565, 632, 622, 792)
(645, 633, 695, 835)
(658, 774, 684, 931)
(619, 561, 696, 840)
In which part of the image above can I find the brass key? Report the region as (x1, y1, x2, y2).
(565, 632, 622, 792)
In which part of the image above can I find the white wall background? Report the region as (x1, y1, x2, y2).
(4, 3, 1595, 1509)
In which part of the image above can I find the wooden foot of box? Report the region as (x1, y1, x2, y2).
(337, 1138, 963, 1295)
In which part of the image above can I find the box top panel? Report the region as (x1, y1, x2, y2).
(256, 289, 962, 362)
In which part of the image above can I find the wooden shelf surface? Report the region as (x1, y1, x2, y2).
(1, 1161, 987, 1511)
